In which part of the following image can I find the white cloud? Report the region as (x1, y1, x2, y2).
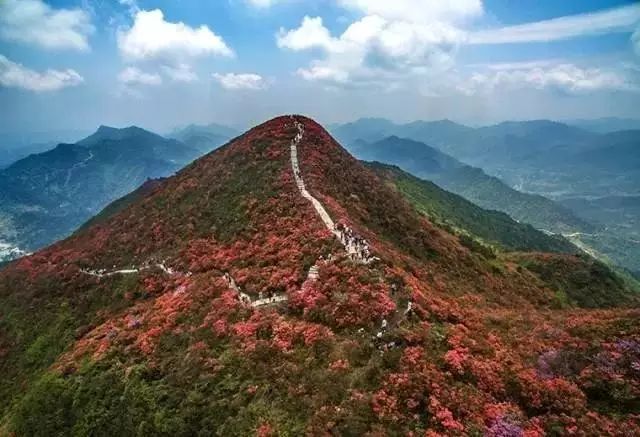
(277, 14, 462, 86)
(0, 0, 94, 51)
(278, 2, 640, 93)
(0, 55, 83, 92)
(633, 26, 640, 56)
(457, 63, 636, 95)
(277, 16, 335, 51)
(117, 9, 233, 62)
(162, 64, 198, 82)
(118, 67, 162, 86)
(469, 4, 640, 45)
(212, 73, 267, 90)
(337, 0, 483, 24)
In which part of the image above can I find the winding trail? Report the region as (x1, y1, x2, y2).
(289, 117, 375, 264)
(288, 117, 405, 344)
(80, 263, 183, 278)
(290, 119, 340, 238)
(81, 118, 378, 310)
(65, 151, 94, 187)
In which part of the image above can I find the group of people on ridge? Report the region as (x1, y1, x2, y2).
(334, 222, 376, 263)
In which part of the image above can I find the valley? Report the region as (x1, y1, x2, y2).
(331, 119, 640, 276)
(0, 124, 232, 263)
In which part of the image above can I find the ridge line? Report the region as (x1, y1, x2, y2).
(289, 116, 377, 264)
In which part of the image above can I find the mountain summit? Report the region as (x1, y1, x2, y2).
(0, 125, 201, 261)
(1, 116, 639, 435)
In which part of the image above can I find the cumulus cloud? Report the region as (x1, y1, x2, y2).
(277, 14, 462, 86)
(469, 4, 640, 45)
(0, 55, 83, 92)
(118, 67, 162, 86)
(277, 16, 334, 51)
(278, 1, 640, 92)
(0, 0, 94, 51)
(212, 73, 267, 90)
(117, 9, 233, 62)
(337, 0, 483, 24)
(457, 63, 636, 95)
(162, 64, 198, 82)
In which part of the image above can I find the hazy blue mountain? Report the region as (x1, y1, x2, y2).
(0, 126, 202, 261)
(330, 117, 399, 145)
(571, 130, 640, 172)
(333, 118, 596, 167)
(0, 129, 91, 168)
(331, 118, 639, 275)
(566, 117, 640, 133)
(348, 136, 592, 234)
(0, 129, 91, 149)
(168, 122, 238, 154)
(395, 120, 596, 169)
(331, 118, 638, 196)
(352, 136, 463, 174)
(0, 142, 56, 169)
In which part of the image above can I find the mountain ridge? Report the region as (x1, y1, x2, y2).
(368, 161, 578, 254)
(347, 135, 592, 234)
(1, 116, 639, 435)
(0, 125, 204, 261)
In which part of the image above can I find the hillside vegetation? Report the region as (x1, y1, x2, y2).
(1, 116, 639, 436)
(369, 162, 577, 254)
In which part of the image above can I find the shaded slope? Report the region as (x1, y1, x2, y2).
(0, 126, 202, 260)
(435, 165, 592, 233)
(352, 136, 592, 234)
(1, 116, 639, 436)
(78, 178, 166, 231)
(368, 162, 577, 253)
(508, 252, 640, 309)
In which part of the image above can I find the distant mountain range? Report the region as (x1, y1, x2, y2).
(0, 126, 210, 261)
(167, 122, 238, 154)
(334, 118, 634, 172)
(2, 116, 638, 436)
(565, 117, 640, 133)
(346, 136, 591, 234)
(0, 129, 91, 169)
(1, 117, 636, 277)
(331, 118, 640, 275)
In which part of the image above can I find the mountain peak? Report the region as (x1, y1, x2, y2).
(235, 115, 339, 156)
(78, 125, 162, 147)
(2, 115, 640, 435)
(96, 125, 116, 133)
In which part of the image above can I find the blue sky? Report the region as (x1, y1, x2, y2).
(0, 0, 639, 134)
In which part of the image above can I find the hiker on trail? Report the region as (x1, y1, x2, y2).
(224, 272, 232, 288)
(241, 293, 251, 305)
(404, 301, 414, 318)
